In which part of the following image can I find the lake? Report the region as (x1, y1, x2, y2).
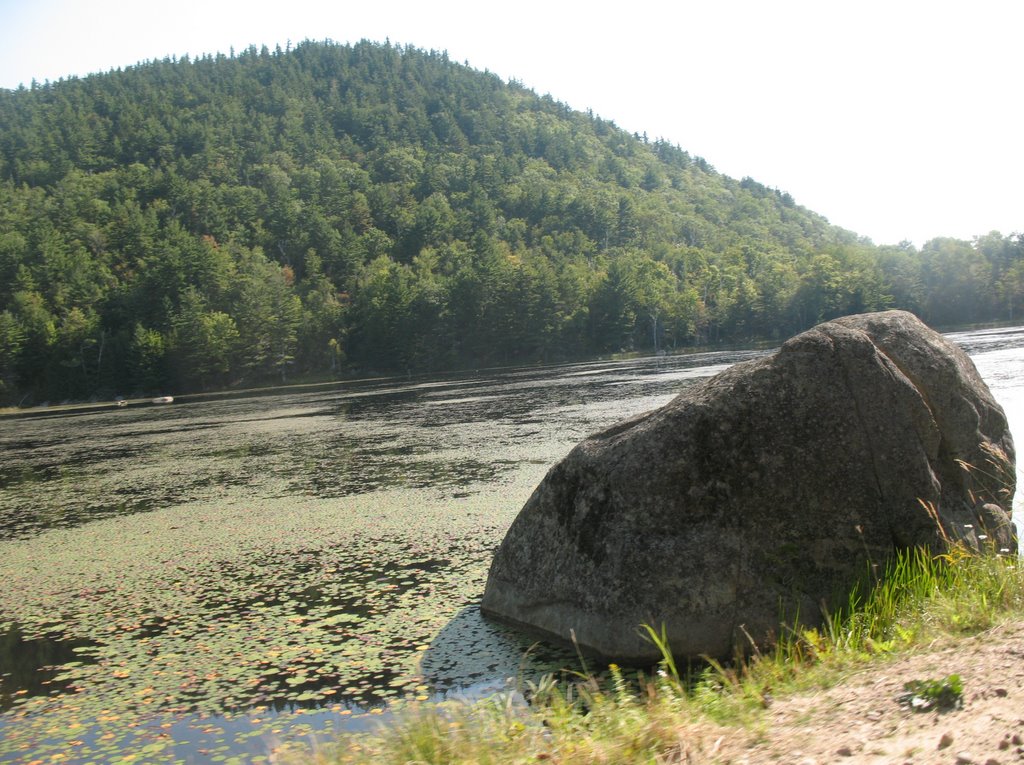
(1, 325, 1022, 763)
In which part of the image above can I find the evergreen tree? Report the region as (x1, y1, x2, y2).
(0, 40, 1016, 402)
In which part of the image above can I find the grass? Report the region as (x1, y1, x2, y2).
(284, 543, 1024, 765)
(899, 674, 964, 712)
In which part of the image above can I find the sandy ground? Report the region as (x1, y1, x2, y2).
(684, 620, 1024, 765)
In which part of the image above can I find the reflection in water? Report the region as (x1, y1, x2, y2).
(0, 624, 99, 712)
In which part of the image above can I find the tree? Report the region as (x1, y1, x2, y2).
(296, 250, 348, 375)
(231, 247, 303, 382)
(629, 255, 676, 352)
(127, 323, 167, 394)
(170, 288, 239, 390)
(349, 255, 417, 370)
(0, 310, 25, 403)
(10, 290, 56, 399)
(54, 307, 105, 397)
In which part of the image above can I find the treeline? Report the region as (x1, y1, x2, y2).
(0, 40, 1021, 404)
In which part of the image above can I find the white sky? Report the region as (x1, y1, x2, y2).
(0, 0, 1020, 247)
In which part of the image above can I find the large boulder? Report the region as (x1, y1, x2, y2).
(480, 311, 1016, 663)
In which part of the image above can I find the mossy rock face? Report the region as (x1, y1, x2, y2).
(482, 311, 1017, 663)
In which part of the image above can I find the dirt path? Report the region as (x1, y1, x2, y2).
(692, 620, 1024, 764)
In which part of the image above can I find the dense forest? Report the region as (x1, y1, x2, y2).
(0, 40, 1021, 405)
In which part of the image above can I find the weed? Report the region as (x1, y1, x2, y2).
(899, 674, 964, 712)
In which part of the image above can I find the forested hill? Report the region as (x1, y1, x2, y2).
(0, 40, 1021, 404)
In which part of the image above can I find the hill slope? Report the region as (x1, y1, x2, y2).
(0, 40, 1020, 403)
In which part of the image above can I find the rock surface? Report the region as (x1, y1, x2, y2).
(480, 311, 1016, 662)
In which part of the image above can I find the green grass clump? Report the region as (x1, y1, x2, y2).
(290, 545, 1023, 764)
(292, 667, 700, 765)
(900, 674, 964, 712)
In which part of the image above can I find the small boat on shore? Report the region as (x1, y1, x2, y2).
(152, 396, 174, 404)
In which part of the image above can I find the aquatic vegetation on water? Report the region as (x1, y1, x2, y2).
(2, 356, 687, 763)
(0, 488, 578, 762)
